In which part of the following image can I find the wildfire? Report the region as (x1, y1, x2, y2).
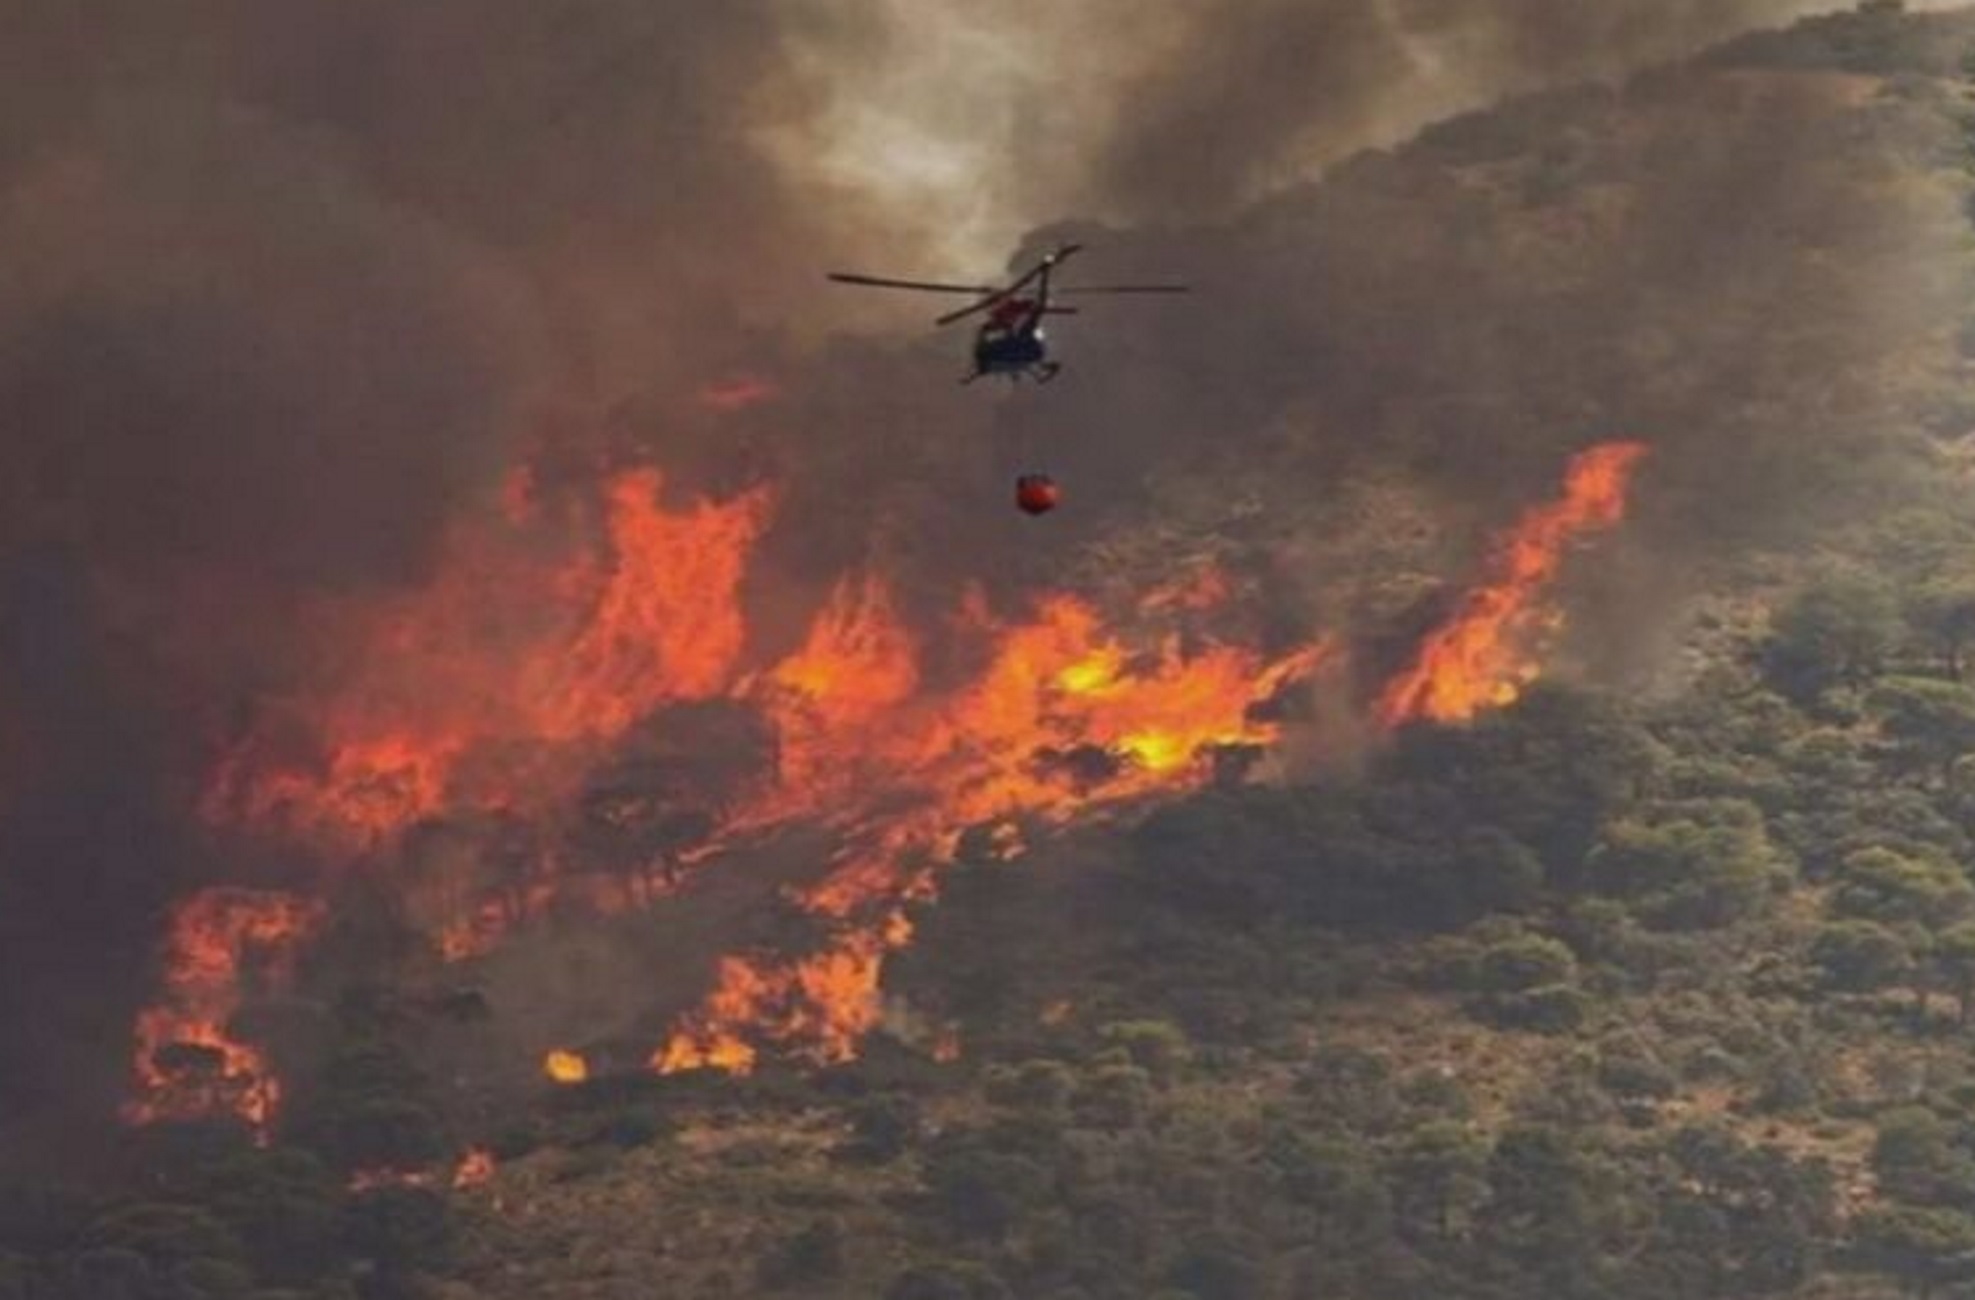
(201, 467, 773, 849)
(656, 928, 894, 1074)
(544, 1049, 589, 1085)
(453, 1147, 497, 1189)
(1376, 440, 1648, 726)
(138, 432, 1647, 1123)
(347, 1147, 496, 1194)
(654, 586, 1326, 1073)
(123, 888, 323, 1137)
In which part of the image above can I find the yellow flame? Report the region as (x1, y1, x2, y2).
(543, 1049, 589, 1085)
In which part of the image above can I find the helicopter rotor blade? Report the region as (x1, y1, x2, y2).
(1053, 285, 1191, 294)
(835, 243, 1100, 327)
(992, 243, 1083, 302)
(826, 273, 999, 294)
(933, 296, 1005, 327)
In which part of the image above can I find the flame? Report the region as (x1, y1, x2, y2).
(131, 432, 1653, 1127)
(452, 1147, 496, 1189)
(544, 1049, 589, 1085)
(167, 450, 1328, 1101)
(1377, 441, 1648, 726)
(202, 467, 771, 853)
(123, 888, 323, 1137)
(655, 585, 1326, 1073)
(347, 1147, 495, 1193)
(545, 468, 769, 735)
(656, 928, 893, 1073)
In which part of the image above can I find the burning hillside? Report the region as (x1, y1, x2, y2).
(1378, 441, 1650, 727)
(0, 0, 1949, 1172)
(126, 437, 1646, 1131)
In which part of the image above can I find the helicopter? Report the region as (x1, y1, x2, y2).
(827, 243, 1188, 385)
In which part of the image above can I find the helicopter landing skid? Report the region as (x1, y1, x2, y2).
(960, 364, 1060, 386)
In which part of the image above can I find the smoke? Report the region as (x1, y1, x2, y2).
(0, 0, 845, 1143)
(0, 0, 1964, 1142)
(783, 0, 1939, 261)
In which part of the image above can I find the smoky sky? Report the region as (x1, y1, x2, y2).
(0, 0, 1962, 1142)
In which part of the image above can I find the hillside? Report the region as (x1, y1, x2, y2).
(15, 4, 1975, 1300)
(435, 7, 1975, 1298)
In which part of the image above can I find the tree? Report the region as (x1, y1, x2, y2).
(1906, 574, 1975, 680)
(187, 1148, 345, 1287)
(1269, 1133, 1392, 1252)
(756, 1218, 845, 1290)
(1474, 1125, 1610, 1291)
(82, 1203, 246, 1275)
(1869, 678, 1975, 786)
(1832, 847, 1975, 929)
(1381, 684, 1660, 883)
(842, 1094, 919, 1163)
(1656, 1125, 1833, 1295)
(985, 1061, 1076, 1115)
(1762, 572, 1901, 700)
(1474, 933, 1577, 993)
(1585, 799, 1785, 929)
(1852, 1204, 1975, 1297)
(1164, 1231, 1265, 1300)
(1932, 922, 1975, 1026)
(1073, 1064, 1155, 1131)
(1811, 920, 1916, 994)
(920, 1137, 1051, 1242)
(1097, 1021, 1193, 1085)
(1872, 1107, 1975, 1209)
(341, 1186, 452, 1280)
(1384, 1121, 1491, 1248)
(283, 1035, 449, 1175)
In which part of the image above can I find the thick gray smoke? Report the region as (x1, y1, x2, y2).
(0, 0, 847, 1144)
(0, 0, 1960, 1143)
(789, 0, 1931, 249)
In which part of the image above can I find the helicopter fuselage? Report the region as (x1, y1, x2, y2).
(973, 324, 1047, 373)
(969, 296, 1056, 382)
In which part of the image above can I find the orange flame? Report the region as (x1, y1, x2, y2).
(202, 468, 772, 853)
(347, 1147, 495, 1193)
(169, 453, 1328, 1100)
(123, 888, 324, 1137)
(654, 584, 1326, 1073)
(1376, 441, 1648, 727)
(656, 928, 894, 1074)
(544, 1049, 589, 1084)
(452, 1147, 496, 1189)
